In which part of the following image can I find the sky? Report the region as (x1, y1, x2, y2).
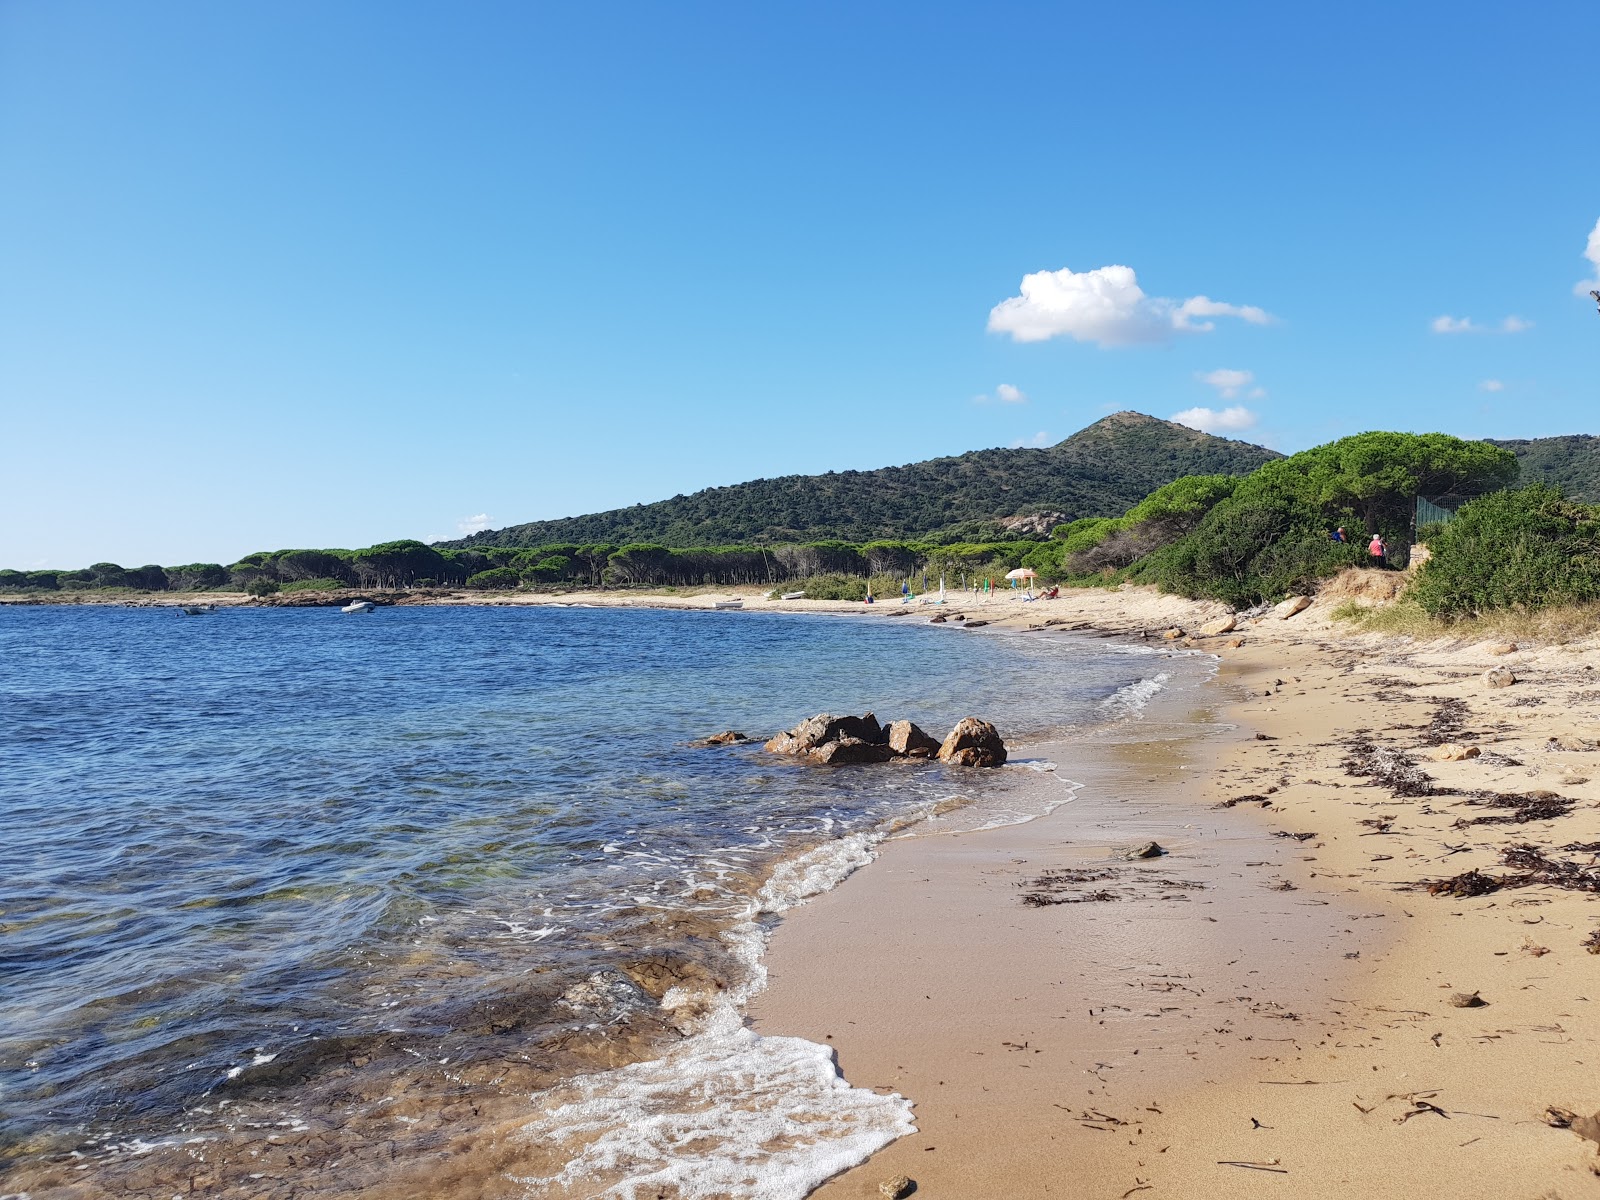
(2, 1, 1597, 568)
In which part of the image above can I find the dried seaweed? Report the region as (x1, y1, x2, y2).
(1420, 697, 1470, 746)
(1456, 792, 1574, 826)
(1214, 794, 1271, 809)
(1341, 736, 1437, 797)
(1275, 831, 1318, 841)
(1426, 869, 1504, 898)
(1561, 841, 1600, 854)
(1500, 844, 1600, 892)
(1582, 930, 1600, 955)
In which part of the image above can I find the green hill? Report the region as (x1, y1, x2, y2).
(450, 412, 1284, 549)
(1487, 435, 1600, 503)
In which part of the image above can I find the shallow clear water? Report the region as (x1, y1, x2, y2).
(0, 603, 1190, 1189)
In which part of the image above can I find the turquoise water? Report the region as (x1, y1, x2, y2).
(0, 603, 1184, 1187)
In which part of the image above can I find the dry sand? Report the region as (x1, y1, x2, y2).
(745, 584, 1600, 1199)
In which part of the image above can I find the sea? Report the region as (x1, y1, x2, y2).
(0, 603, 1207, 1199)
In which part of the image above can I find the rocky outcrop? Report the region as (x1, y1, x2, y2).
(887, 720, 941, 758)
(937, 717, 1007, 767)
(1199, 615, 1237, 636)
(765, 712, 1005, 767)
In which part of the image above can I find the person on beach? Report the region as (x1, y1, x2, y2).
(1368, 533, 1387, 567)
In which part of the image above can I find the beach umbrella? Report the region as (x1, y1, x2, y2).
(1004, 568, 1037, 581)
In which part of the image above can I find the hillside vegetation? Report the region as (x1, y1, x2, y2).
(1486, 434, 1600, 503)
(448, 412, 1282, 549)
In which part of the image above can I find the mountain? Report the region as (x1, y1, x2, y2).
(1487, 434, 1600, 504)
(450, 412, 1284, 549)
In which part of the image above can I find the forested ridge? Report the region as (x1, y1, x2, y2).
(7, 416, 1600, 601)
(447, 412, 1283, 549)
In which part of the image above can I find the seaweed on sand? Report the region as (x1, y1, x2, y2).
(1425, 844, 1600, 898)
(1341, 735, 1438, 797)
(1455, 792, 1575, 827)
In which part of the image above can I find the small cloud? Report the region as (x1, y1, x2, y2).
(1009, 431, 1053, 448)
(1431, 314, 1531, 335)
(1247, 386, 1267, 399)
(987, 264, 1272, 348)
(1196, 368, 1255, 399)
(456, 513, 491, 536)
(973, 383, 1028, 405)
(1169, 405, 1259, 434)
(1575, 216, 1600, 296)
(1479, 379, 1505, 392)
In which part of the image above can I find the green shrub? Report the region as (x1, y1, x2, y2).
(279, 578, 346, 593)
(1410, 485, 1600, 618)
(244, 578, 280, 597)
(1134, 487, 1365, 607)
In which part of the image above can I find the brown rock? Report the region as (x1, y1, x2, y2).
(1487, 642, 1518, 656)
(1226, 637, 1246, 649)
(1448, 991, 1486, 1008)
(1161, 627, 1185, 640)
(1485, 666, 1516, 689)
(1199, 615, 1237, 636)
(765, 712, 885, 754)
(697, 730, 748, 746)
(887, 720, 941, 758)
(879, 1177, 914, 1200)
(809, 736, 895, 765)
(1124, 841, 1166, 860)
(1430, 743, 1481, 761)
(936, 717, 1008, 768)
(1272, 594, 1312, 619)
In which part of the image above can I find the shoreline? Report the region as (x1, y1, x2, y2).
(9, 587, 1600, 1196)
(753, 609, 1600, 1198)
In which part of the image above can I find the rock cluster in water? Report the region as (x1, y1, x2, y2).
(762, 712, 1006, 767)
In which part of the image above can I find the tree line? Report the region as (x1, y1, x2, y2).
(0, 539, 1045, 595)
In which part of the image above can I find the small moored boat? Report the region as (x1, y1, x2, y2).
(712, 599, 744, 611)
(341, 600, 376, 614)
(179, 604, 217, 616)
(778, 591, 807, 601)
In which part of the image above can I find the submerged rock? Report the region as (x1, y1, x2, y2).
(937, 717, 1007, 767)
(809, 736, 896, 765)
(695, 730, 750, 746)
(887, 719, 941, 758)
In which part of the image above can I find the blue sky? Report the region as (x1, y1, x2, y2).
(3, 1, 1597, 568)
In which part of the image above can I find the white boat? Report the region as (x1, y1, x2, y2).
(341, 600, 376, 614)
(179, 604, 217, 616)
(712, 599, 744, 610)
(779, 591, 807, 600)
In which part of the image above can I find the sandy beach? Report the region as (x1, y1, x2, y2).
(739, 584, 1600, 1198)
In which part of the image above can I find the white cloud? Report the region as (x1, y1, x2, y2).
(1196, 368, 1255, 399)
(1575, 216, 1600, 296)
(1479, 379, 1505, 392)
(974, 383, 1028, 405)
(1009, 431, 1053, 448)
(1169, 405, 1259, 434)
(1431, 314, 1532, 334)
(987, 264, 1272, 348)
(457, 513, 491, 535)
